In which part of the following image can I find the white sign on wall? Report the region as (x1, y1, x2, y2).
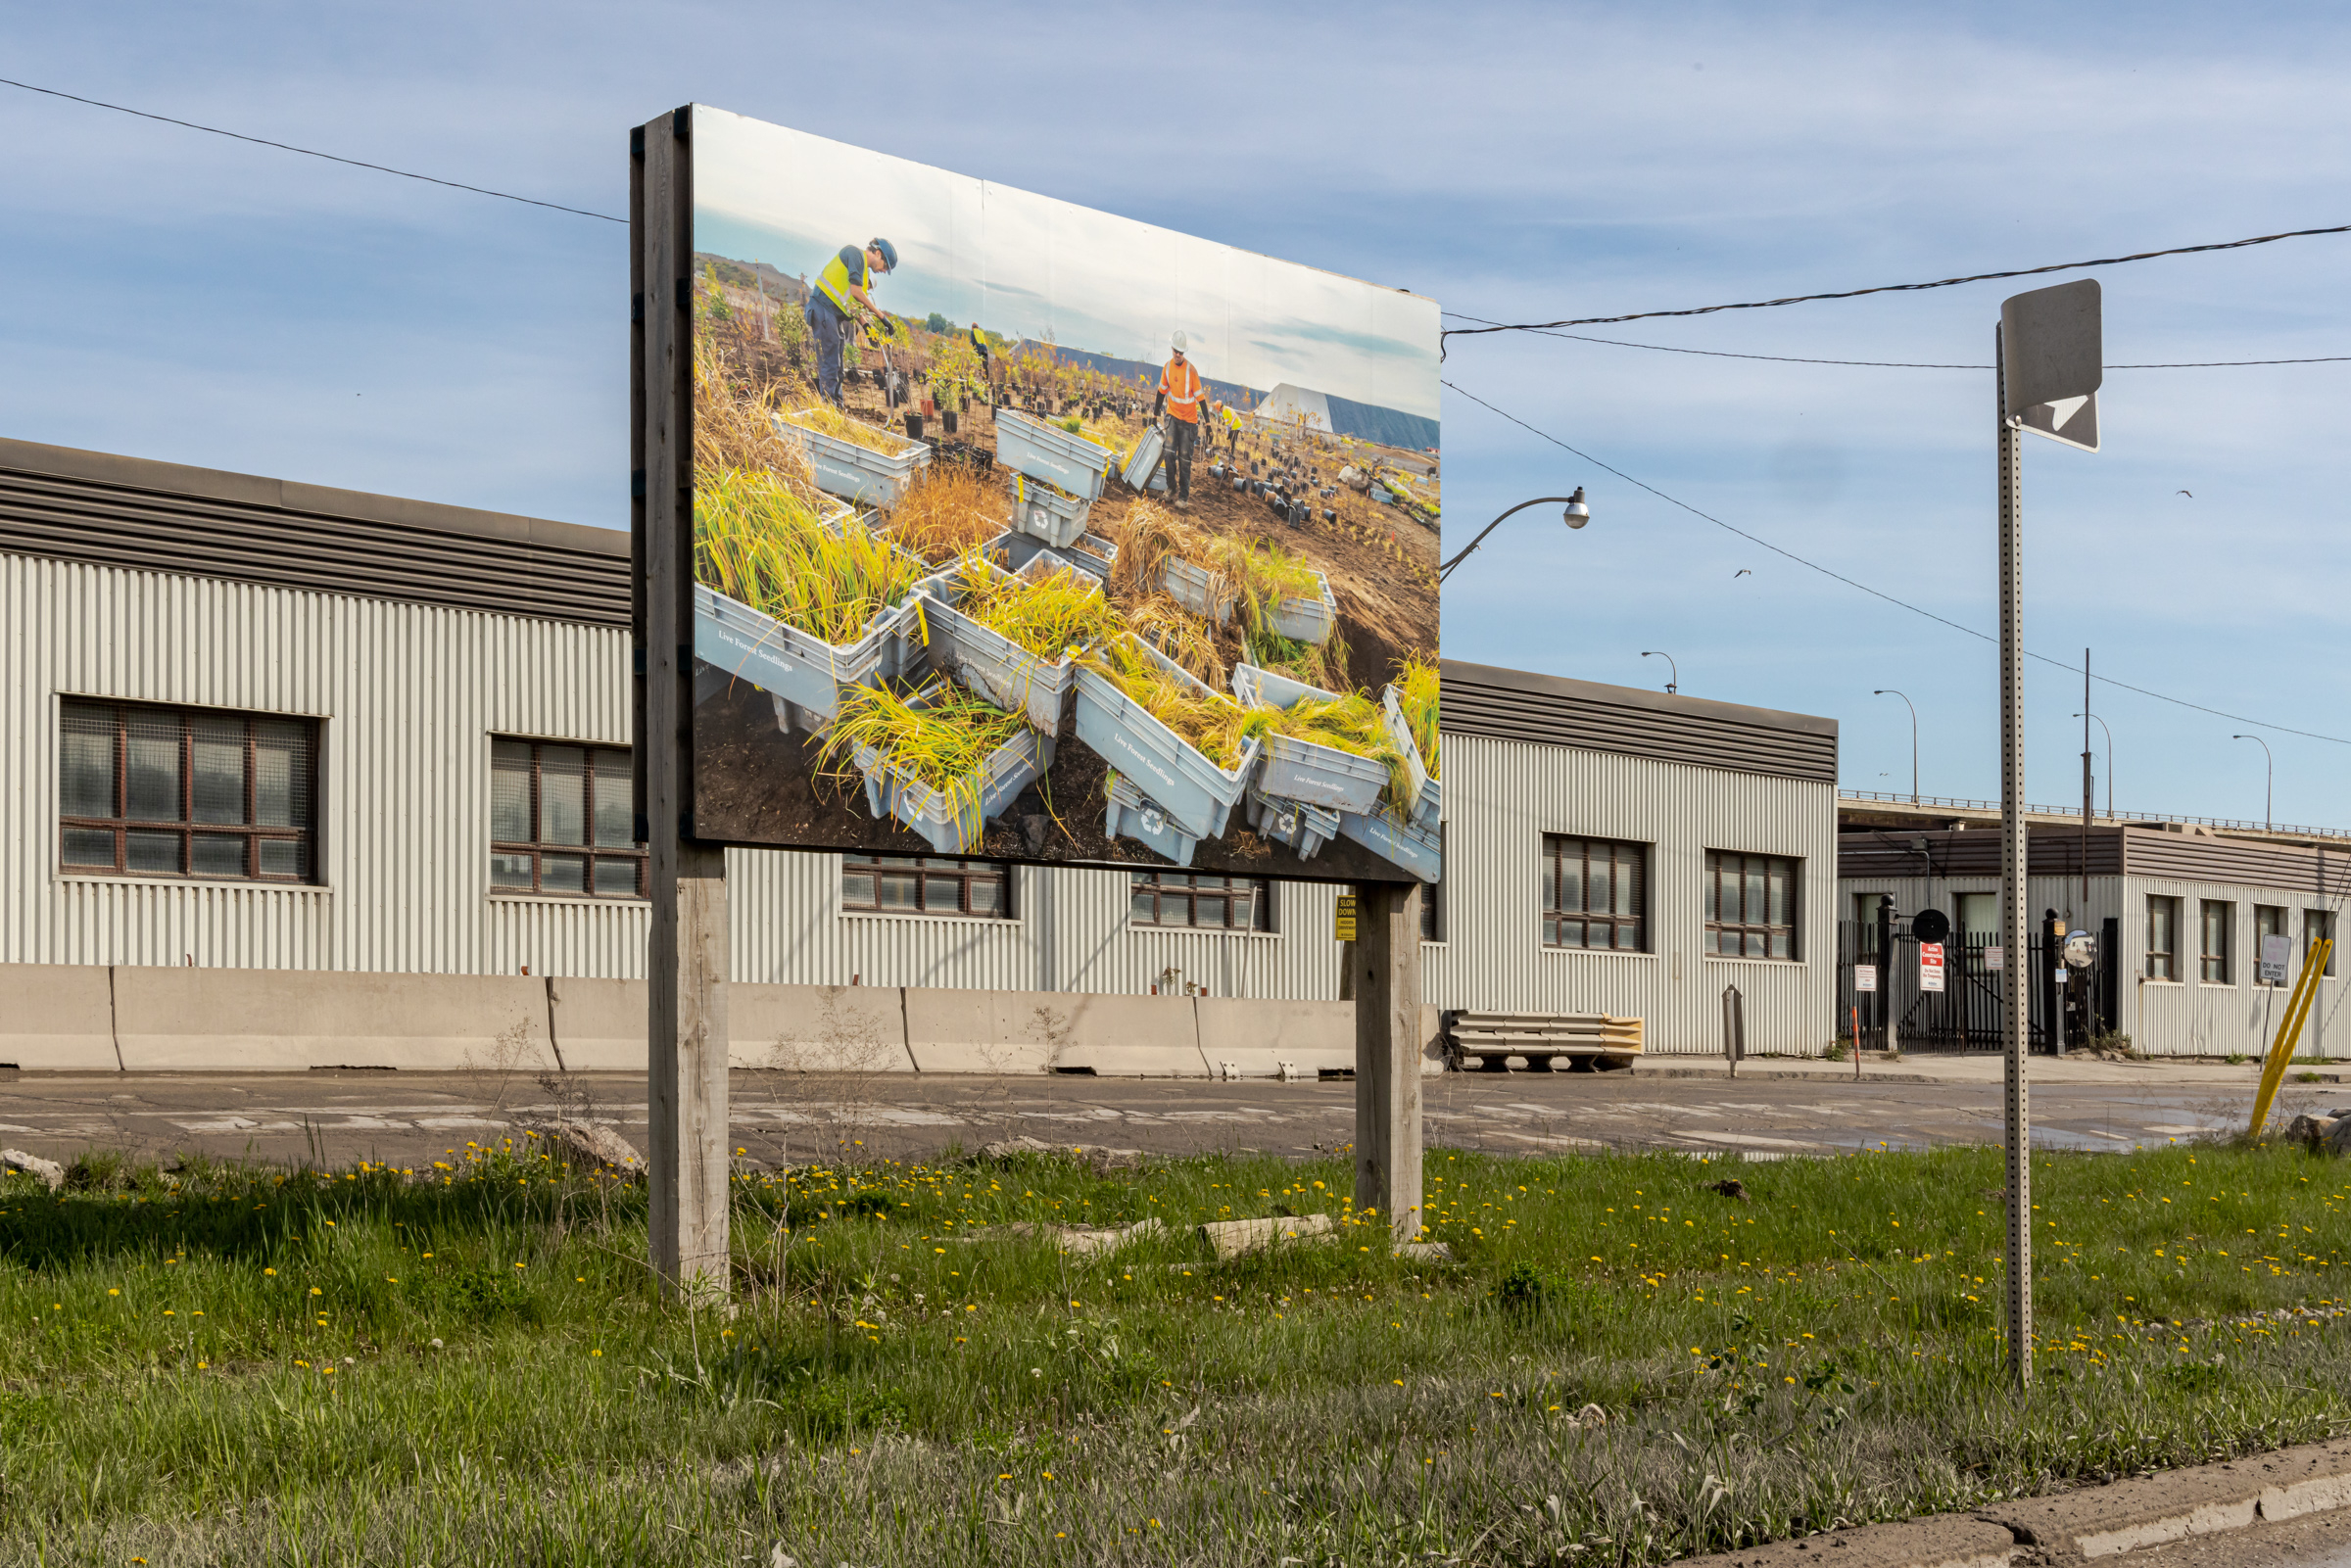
(2260, 933, 2292, 985)
(1854, 965, 1878, 993)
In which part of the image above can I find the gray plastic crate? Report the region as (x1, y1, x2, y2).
(773, 407, 932, 507)
(1160, 556, 1233, 623)
(1245, 788, 1339, 860)
(1227, 663, 1391, 816)
(1265, 569, 1337, 645)
(994, 409, 1113, 501)
(1065, 531, 1119, 580)
(854, 682, 1054, 855)
(1380, 686, 1439, 829)
(693, 509, 921, 721)
(911, 553, 1098, 736)
(993, 529, 1113, 588)
(1007, 471, 1093, 549)
(1072, 637, 1261, 841)
(1336, 803, 1441, 883)
(1120, 424, 1164, 492)
(1105, 772, 1203, 867)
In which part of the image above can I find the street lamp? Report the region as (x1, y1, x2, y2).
(1872, 689, 1919, 804)
(2073, 712, 2113, 819)
(2231, 734, 2274, 831)
(1641, 650, 1678, 695)
(1437, 489, 1588, 583)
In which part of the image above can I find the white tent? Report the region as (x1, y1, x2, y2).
(1248, 382, 1334, 433)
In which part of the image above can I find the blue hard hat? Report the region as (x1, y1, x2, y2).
(870, 238, 899, 271)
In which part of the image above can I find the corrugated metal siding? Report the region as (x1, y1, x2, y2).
(2125, 832, 2351, 897)
(1838, 828, 2127, 880)
(6, 550, 1843, 1052)
(0, 441, 629, 628)
(1441, 660, 1839, 784)
(1425, 734, 1840, 1053)
(3, 551, 633, 974)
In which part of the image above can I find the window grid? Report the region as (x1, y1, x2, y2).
(1128, 872, 1271, 931)
(490, 738, 645, 899)
(2146, 895, 2180, 980)
(57, 699, 317, 883)
(2199, 900, 2232, 984)
(841, 855, 1012, 919)
(1542, 834, 1646, 951)
(1704, 850, 1799, 960)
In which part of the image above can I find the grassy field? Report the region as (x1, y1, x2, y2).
(3, 1136, 2349, 1565)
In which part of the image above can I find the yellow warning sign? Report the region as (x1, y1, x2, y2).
(1334, 894, 1358, 942)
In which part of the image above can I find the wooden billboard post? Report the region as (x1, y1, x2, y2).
(1352, 882, 1423, 1247)
(634, 107, 731, 1300)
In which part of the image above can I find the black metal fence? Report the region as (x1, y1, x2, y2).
(1835, 917, 2119, 1054)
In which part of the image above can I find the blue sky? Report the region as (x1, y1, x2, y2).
(5, 2, 2350, 828)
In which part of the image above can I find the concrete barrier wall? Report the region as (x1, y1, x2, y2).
(0, 965, 1455, 1076)
(0, 964, 120, 1070)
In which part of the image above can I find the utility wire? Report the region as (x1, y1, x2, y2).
(1441, 377, 2351, 748)
(1436, 315, 2351, 371)
(1439, 220, 2351, 341)
(0, 76, 625, 224)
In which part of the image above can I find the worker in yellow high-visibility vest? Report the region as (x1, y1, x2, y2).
(1221, 399, 1242, 455)
(803, 238, 896, 405)
(1152, 331, 1207, 509)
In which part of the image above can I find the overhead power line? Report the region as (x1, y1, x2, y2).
(1435, 317, 2351, 372)
(1441, 377, 2351, 748)
(1439, 220, 2351, 343)
(0, 76, 624, 224)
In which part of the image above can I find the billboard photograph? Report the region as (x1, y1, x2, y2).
(684, 106, 1441, 884)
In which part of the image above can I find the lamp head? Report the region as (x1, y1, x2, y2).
(1562, 485, 1589, 530)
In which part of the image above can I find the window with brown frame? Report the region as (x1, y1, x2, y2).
(1128, 872, 1272, 931)
(841, 854, 1012, 918)
(59, 698, 318, 882)
(2145, 895, 2181, 980)
(1704, 849, 1799, 959)
(2307, 909, 2337, 977)
(491, 738, 644, 899)
(1542, 834, 1646, 950)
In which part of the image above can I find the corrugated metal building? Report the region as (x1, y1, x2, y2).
(1839, 826, 2349, 1058)
(0, 438, 1841, 1058)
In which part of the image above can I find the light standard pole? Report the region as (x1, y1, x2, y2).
(2073, 712, 2113, 819)
(1437, 490, 1589, 582)
(1641, 650, 1678, 695)
(2231, 735, 2274, 831)
(1873, 689, 1919, 804)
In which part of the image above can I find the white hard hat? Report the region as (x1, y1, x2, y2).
(1171, 330, 1188, 354)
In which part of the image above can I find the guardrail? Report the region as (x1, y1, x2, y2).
(1838, 788, 2351, 842)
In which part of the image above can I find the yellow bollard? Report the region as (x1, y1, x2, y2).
(2250, 937, 2332, 1138)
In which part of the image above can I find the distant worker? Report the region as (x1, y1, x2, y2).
(803, 237, 897, 406)
(1152, 331, 1207, 509)
(1222, 399, 1242, 453)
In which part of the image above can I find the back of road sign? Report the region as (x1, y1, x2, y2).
(2001, 278, 2102, 451)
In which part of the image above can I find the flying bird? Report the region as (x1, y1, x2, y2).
(1733, 569, 1751, 578)
(2177, 489, 2192, 498)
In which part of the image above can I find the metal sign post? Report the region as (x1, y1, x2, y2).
(1995, 278, 2102, 1393)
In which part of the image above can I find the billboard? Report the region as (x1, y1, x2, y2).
(671, 105, 1440, 885)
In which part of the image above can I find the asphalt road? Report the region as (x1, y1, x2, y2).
(1, 1064, 2334, 1170)
(2118, 1502, 2351, 1568)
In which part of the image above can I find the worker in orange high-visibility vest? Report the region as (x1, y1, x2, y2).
(1153, 331, 1207, 508)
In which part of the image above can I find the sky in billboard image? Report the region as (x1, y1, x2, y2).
(684, 104, 1442, 886)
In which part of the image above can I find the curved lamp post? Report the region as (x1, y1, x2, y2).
(1437, 489, 1589, 583)
(1873, 689, 1919, 804)
(2073, 711, 2113, 819)
(1641, 650, 1679, 695)
(2231, 734, 2274, 831)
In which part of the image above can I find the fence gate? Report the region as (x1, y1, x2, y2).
(1838, 919, 2077, 1054)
